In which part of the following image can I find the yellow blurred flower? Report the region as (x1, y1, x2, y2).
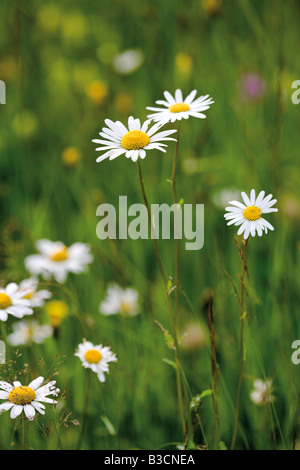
(86, 80, 108, 105)
(45, 300, 68, 328)
(113, 91, 133, 114)
(62, 146, 81, 167)
(37, 4, 62, 33)
(175, 53, 193, 76)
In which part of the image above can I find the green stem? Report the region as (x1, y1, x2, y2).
(137, 161, 189, 442)
(77, 369, 92, 450)
(171, 123, 181, 330)
(230, 238, 248, 450)
(21, 418, 27, 450)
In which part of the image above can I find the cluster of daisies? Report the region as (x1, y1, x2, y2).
(92, 89, 214, 163)
(0, 237, 141, 421)
(93, 89, 278, 241)
(0, 88, 279, 424)
(92, 88, 279, 409)
(0, 239, 94, 326)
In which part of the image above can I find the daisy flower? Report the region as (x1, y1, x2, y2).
(0, 376, 60, 420)
(75, 340, 117, 383)
(18, 277, 52, 308)
(250, 379, 274, 406)
(92, 116, 177, 163)
(24, 239, 93, 283)
(7, 320, 53, 346)
(0, 283, 33, 322)
(146, 89, 214, 124)
(224, 189, 278, 239)
(99, 284, 139, 317)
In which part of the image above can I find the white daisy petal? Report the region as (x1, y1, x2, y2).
(163, 90, 176, 104)
(28, 376, 44, 391)
(24, 404, 36, 420)
(184, 89, 197, 104)
(175, 89, 183, 102)
(0, 402, 14, 413)
(249, 189, 256, 205)
(10, 405, 23, 419)
(241, 191, 251, 206)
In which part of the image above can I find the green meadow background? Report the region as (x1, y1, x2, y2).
(0, 0, 300, 450)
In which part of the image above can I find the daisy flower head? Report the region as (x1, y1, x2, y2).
(24, 239, 93, 283)
(75, 340, 117, 383)
(99, 283, 139, 317)
(224, 189, 278, 239)
(18, 277, 52, 308)
(92, 116, 177, 163)
(7, 320, 53, 346)
(0, 283, 33, 322)
(0, 376, 60, 420)
(146, 89, 214, 124)
(250, 379, 274, 406)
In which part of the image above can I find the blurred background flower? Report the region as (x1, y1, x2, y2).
(238, 72, 268, 103)
(7, 320, 53, 346)
(113, 49, 144, 75)
(45, 299, 68, 328)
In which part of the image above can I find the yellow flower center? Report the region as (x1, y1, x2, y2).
(8, 386, 36, 405)
(169, 102, 190, 113)
(51, 247, 68, 262)
(243, 206, 261, 221)
(23, 290, 33, 300)
(0, 293, 12, 309)
(84, 349, 102, 364)
(121, 130, 150, 150)
(120, 301, 132, 314)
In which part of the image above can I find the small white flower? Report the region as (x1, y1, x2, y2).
(24, 239, 93, 283)
(0, 283, 33, 322)
(92, 116, 177, 163)
(146, 89, 214, 124)
(75, 340, 117, 383)
(100, 284, 139, 317)
(18, 277, 52, 307)
(113, 49, 144, 75)
(0, 376, 60, 420)
(224, 189, 278, 239)
(7, 320, 53, 346)
(250, 379, 274, 406)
